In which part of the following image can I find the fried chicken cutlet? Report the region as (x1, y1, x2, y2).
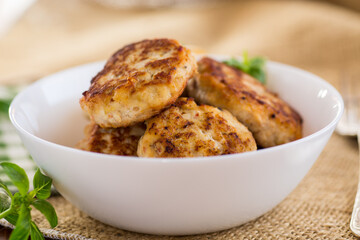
(80, 38, 197, 128)
(77, 121, 146, 156)
(187, 57, 302, 148)
(137, 98, 257, 158)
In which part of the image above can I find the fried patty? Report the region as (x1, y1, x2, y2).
(80, 38, 197, 128)
(77, 121, 146, 156)
(137, 98, 257, 158)
(187, 57, 302, 148)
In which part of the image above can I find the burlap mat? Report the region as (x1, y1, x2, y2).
(1, 0, 360, 239)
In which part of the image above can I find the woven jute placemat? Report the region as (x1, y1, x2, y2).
(0, 0, 360, 239)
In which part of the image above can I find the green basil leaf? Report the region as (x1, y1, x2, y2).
(249, 68, 266, 84)
(5, 212, 19, 226)
(0, 162, 29, 196)
(0, 179, 12, 197)
(31, 199, 58, 228)
(9, 204, 31, 240)
(242, 51, 250, 71)
(0, 99, 12, 116)
(249, 57, 265, 67)
(0, 188, 11, 213)
(223, 58, 244, 70)
(12, 192, 23, 206)
(33, 169, 52, 200)
(223, 54, 266, 84)
(30, 221, 45, 240)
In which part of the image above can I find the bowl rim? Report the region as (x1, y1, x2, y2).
(9, 57, 344, 163)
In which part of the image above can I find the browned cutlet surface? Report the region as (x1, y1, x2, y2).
(77, 121, 146, 156)
(80, 38, 197, 128)
(138, 98, 257, 158)
(187, 57, 302, 148)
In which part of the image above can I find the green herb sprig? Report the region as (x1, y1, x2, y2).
(0, 99, 12, 116)
(223, 51, 267, 84)
(0, 86, 18, 117)
(0, 162, 58, 240)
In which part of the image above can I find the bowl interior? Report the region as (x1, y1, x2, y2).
(10, 57, 343, 152)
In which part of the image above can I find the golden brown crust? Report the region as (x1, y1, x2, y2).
(137, 98, 257, 158)
(80, 38, 197, 128)
(187, 57, 302, 148)
(77, 121, 146, 156)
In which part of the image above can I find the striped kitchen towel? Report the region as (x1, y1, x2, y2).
(0, 85, 38, 193)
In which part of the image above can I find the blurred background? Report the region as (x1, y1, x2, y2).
(0, 0, 359, 88)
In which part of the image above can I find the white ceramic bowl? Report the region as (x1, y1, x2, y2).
(9, 55, 343, 235)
